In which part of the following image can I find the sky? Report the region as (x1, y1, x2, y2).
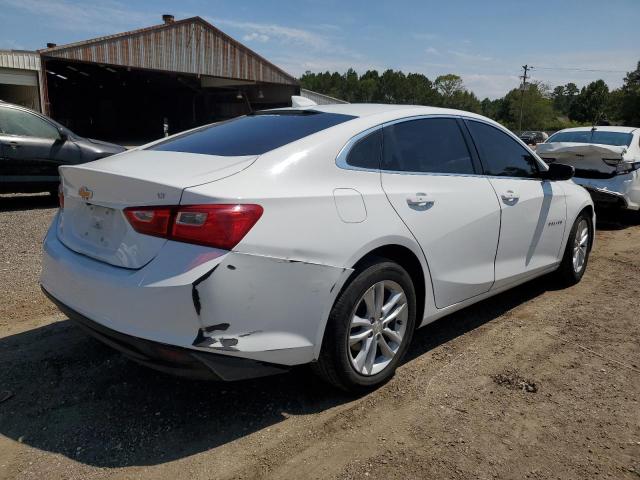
(0, 0, 638, 99)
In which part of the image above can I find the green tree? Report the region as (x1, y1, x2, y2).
(569, 80, 610, 124)
(405, 73, 438, 105)
(448, 90, 482, 113)
(616, 61, 640, 126)
(434, 74, 464, 100)
(340, 68, 359, 102)
(499, 82, 555, 130)
(480, 97, 505, 120)
(358, 70, 380, 102)
(299, 66, 639, 128)
(550, 82, 579, 116)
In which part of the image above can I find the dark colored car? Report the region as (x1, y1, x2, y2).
(0, 102, 126, 194)
(519, 130, 548, 145)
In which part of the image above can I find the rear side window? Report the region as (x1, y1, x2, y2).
(346, 129, 382, 169)
(467, 121, 539, 178)
(0, 107, 60, 140)
(382, 118, 475, 174)
(148, 111, 356, 156)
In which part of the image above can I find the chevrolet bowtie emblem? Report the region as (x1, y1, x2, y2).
(78, 186, 93, 201)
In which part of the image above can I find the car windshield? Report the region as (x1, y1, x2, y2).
(547, 130, 633, 147)
(148, 110, 356, 156)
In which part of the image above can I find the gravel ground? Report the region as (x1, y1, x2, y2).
(0, 194, 59, 327)
(0, 193, 639, 480)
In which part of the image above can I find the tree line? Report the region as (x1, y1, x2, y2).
(299, 61, 640, 131)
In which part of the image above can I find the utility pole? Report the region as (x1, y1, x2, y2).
(518, 64, 532, 133)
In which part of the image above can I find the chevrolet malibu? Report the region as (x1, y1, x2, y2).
(41, 104, 594, 391)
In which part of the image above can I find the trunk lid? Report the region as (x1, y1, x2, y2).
(537, 142, 629, 176)
(57, 150, 256, 269)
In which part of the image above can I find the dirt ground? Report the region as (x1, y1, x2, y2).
(0, 193, 639, 480)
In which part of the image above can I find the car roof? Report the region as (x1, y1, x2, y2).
(0, 101, 38, 114)
(555, 126, 638, 134)
(270, 103, 489, 122)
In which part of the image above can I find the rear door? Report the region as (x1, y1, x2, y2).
(380, 116, 501, 308)
(465, 120, 567, 289)
(0, 106, 76, 185)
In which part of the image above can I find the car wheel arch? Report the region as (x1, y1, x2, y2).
(347, 244, 428, 330)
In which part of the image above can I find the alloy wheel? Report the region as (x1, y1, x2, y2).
(572, 219, 589, 273)
(347, 280, 408, 376)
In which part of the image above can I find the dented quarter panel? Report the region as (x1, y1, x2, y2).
(192, 251, 353, 364)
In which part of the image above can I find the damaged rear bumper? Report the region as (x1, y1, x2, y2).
(42, 286, 289, 381)
(41, 213, 353, 369)
(573, 172, 640, 210)
(582, 186, 629, 208)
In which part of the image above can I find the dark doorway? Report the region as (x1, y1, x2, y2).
(43, 59, 296, 144)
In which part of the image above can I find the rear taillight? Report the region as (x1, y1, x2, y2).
(124, 207, 173, 237)
(602, 158, 620, 167)
(602, 158, 640, 175)
(124, 204, 263, 250)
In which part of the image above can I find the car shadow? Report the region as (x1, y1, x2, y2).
(0, 274, 559, 468)
(406, 273, 556, 364)
(595, 207, 640, 231)
(0, 193, 58, 212)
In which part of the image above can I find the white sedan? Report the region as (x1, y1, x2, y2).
(41, 104, 594, 391)
(537, 126, 640, 210)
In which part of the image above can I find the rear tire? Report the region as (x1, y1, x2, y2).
(314, 258, 416, 392)
(556, 212, 592, 286)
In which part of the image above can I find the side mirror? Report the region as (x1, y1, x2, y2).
(57, 127, 68, 142)
(540, 162, 574, 181)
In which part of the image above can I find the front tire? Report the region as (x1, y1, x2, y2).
(314, 258, 416, 392)
(556, 212, 592, 286)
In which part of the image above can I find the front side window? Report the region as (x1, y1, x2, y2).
(149, 111, 356, 157)
(382, 118, 475, 174)
(0, 108, 60, 140)
(346, 129, 382, 169)
(467, 120, 539, 178)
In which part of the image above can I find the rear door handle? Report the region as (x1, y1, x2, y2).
(406, 193, 434, 208)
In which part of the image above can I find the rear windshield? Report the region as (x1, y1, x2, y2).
(148, 110, 356, 156)
(547, 130, 633, 147)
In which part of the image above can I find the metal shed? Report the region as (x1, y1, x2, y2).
(0, 50, 44, 111)
(25, 15, 299, 142)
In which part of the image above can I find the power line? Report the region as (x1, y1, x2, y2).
(533, 66, 628, 73)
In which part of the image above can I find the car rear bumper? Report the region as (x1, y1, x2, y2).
(42, 286, 289, 381)
(573, 172, 640, 210)
(41, 213, 352, 368)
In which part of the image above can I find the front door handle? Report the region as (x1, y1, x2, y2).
(501, 190, 519, 203)
(406, 193, 434, 208)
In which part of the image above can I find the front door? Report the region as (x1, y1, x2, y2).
(380, 117, 501, 308)
(465, 120, 567, 288)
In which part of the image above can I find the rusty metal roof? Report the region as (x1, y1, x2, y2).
(38, 17, 298, 85)
(0, 50, 41, 71)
